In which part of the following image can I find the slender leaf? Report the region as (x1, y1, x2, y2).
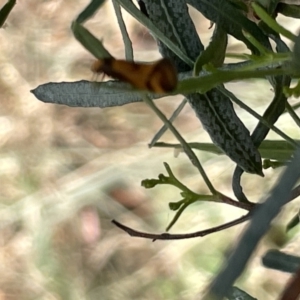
(278, 4, 300, 18)
(187, 0, 272, 53)
(31, 80, 159, 108)
(262, 249, 300, 273)
(112, 0, 134, 61)
(71, 21, 112, 59)
(0, 0, 16, 28)
(114, 0, 194, 66)
(76, 0, 106, 24)
(287, 212, 300, 231)
(194, 24, 227, 75)
(153, 140, 298, 161)
(293, 31, 300, 70)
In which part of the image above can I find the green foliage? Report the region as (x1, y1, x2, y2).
(142, 162, 215, 231)
(29, 0, 300, 299)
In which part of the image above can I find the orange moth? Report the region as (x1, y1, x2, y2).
(91, 57, 178, 93)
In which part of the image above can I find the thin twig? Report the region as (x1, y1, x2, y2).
(218, 86, 299, 147)
(288, 184, 300, 202)
(286, 102, 300, 128)
(149, 98, 187, 147)
(218, 193, 255, 210)
(112, 213, 251, 240)
(112, 181, 300, 241)
(142, 94, 217, 195)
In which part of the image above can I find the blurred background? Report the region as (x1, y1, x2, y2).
(0, 0, 299, 299)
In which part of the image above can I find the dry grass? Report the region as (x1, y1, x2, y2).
(0, 1, 299, 299)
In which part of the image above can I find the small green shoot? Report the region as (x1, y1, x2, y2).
(242, 30, 271, 55)
(284, 80, 300, 98)
(142, 162, 215, 231)
(263, 159, 288, 169)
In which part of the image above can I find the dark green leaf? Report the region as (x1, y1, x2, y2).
(0, 0, 16, 28)
(287, 213, 300, 231)
(75, 0, 106, 24)
(292, 31, 300, 70)
(278, 4, 300, 18)
(262, 249, 300, 273)
(169, 201, 184, 211)
(187, 0, 271, 53)
(194, 24, 227, 75)
(71, 21, 112, 60)
(255, 0, 280, 15)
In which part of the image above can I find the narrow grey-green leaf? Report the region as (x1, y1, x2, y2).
(30, 71, 193, 108)
(112, 0, 133, 61)
(115, 0, 194, 66)
(188, 91, 263, 176)
(31, 80, 159, 108)
(141, 0, 203, 71)
(233, 67, 291, 201)
(127, 0, 263, 175)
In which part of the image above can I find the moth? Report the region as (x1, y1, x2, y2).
(91, 57, 178, 93)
